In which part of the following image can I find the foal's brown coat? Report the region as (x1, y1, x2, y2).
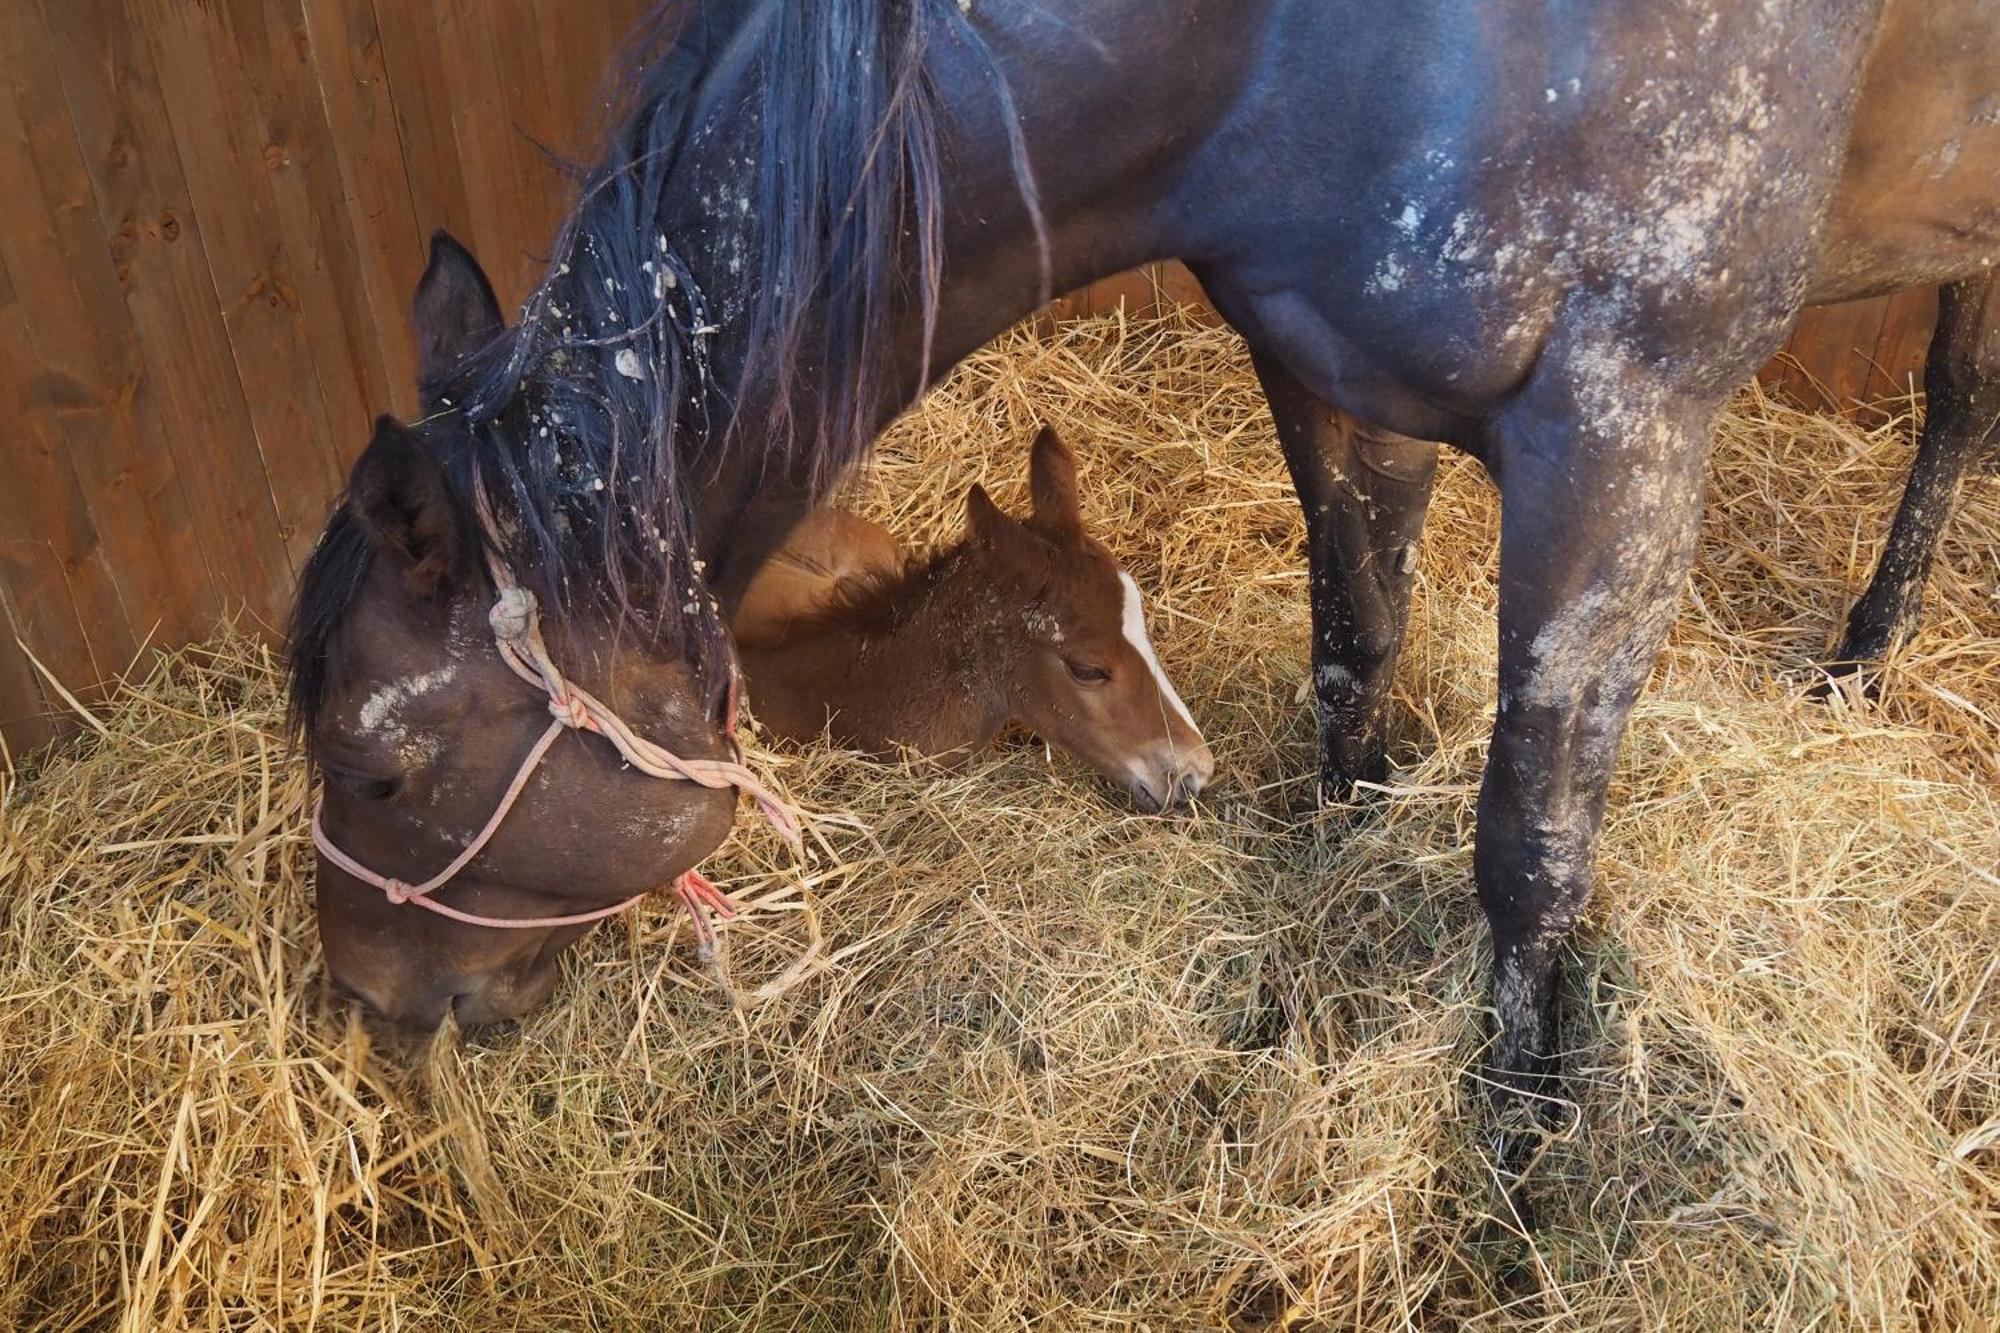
(736, 430, 1213, 811)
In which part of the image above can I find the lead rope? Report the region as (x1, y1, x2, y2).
(309, 474, 804, 950)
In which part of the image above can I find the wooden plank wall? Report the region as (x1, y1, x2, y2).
(0, 0, 650, 756)
(0, 0, 1943, 755)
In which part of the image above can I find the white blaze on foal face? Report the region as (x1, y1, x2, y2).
(1062, 566, 1212, 812)
(1117, 571, 1199, 737)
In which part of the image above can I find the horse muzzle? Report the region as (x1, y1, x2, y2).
(1125, 738, 1216, 813)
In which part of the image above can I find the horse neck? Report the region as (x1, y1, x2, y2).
(697, 11, 1262, 603)
(777, 545, 1018, 755)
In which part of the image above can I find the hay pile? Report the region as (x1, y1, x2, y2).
(2, 308, 1995, 1329)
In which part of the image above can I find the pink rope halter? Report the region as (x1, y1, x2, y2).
(310, 477, 799, 939)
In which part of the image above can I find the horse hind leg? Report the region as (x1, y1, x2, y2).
(1250, 350, 1439, 798)
(1829, 274, 2000, 676)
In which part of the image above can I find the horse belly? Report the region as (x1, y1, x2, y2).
(1813, 0, 2000, 302)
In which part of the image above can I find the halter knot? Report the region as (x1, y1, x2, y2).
(489, 586, 537, 642)
(308, 471, 804, 939)
(550, 687, 594, 730)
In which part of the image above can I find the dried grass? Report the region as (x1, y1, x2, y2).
(1, 307, 1995, 1330)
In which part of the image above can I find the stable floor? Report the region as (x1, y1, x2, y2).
(2, 310, 1995, 1329)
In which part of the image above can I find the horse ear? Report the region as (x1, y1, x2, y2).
(412, 229, 502, 388)
(965, 482, 1026, 555)
(347, 416, 464, 600)
(967, 482, 1051, 597)
(1027, 426, 1081, 536)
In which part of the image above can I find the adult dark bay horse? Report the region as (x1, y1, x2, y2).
(291, 1, 1999, 1103)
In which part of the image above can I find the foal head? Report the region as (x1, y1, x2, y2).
(290, 239, 737, 1026)
(965, 429, 1214, 811)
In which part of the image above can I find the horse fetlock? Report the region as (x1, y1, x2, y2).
(1835, 559, 1930, 666)
(1830, 614, 1905, 673)
(1486, 941, 1574, 1128)
(1318, 747, 1387, 803)
(1486, 1036, 1568, 1133)
(1312, 675, 1391, 793)
(1475, 822, 1594, 1112)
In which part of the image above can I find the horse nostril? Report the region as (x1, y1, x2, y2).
(1137, 745, 1212, 813)
(1183, 744, 1216, 788)
(447, 984, 506, 1027)
(1130, 771, 1198, 815)
(1155, 759, 1211, 811)
(1127, 773, 1166, 813)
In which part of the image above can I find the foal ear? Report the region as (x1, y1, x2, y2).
(967, 481, 1053, 596)
(347, 416, 464, 600)
(412, 229, 503, 388)
(1026, 426, 1081, 537)
(965, 483, 1024, 555)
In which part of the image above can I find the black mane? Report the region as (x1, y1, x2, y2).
(291, 0, 980, 734)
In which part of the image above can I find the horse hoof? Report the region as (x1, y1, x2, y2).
(1493, 1166, 1543, 1235)
(1312, 758, 1387, 807)
(1806, 654, 1882, 703)
(1291, 775, 1376, 825)
(1471, 1095, 1569, 1245)
(1484, 1047, 1574, 1132)
(1482, 1071, 1574, 1237)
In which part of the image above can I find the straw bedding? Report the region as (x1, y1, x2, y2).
(1, 307, 1995, 1329)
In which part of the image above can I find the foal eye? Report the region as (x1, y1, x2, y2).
(1065, 659, 1111, 685)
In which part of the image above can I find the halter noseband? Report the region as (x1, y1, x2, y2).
(310, 477, 799, 937)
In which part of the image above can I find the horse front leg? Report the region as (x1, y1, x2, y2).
(1831, 274, 2000, 676)
(1252, 351, 1439, 797)
(1478, 366, 1711, 1116)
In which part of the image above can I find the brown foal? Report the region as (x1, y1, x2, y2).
(735, 428, 1214, 812)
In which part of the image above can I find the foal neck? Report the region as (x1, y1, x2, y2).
(741, 540, 1018, 758)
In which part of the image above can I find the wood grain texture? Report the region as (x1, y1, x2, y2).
(37, 0, 295, 620)
(144, 0, 351, 567)
(0, 0, 653, 754)
(0, 4, 1949, 755)
(300, 0, 427, 419)
(0, 300, 131, 699)
(1864, 286, 1940, 403)
(0, 585, 57, 754)
(0, 6, 212, 661)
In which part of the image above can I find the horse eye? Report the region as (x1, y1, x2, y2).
(326, 767, 400, 802)
(1065, 659, 1111, 685)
